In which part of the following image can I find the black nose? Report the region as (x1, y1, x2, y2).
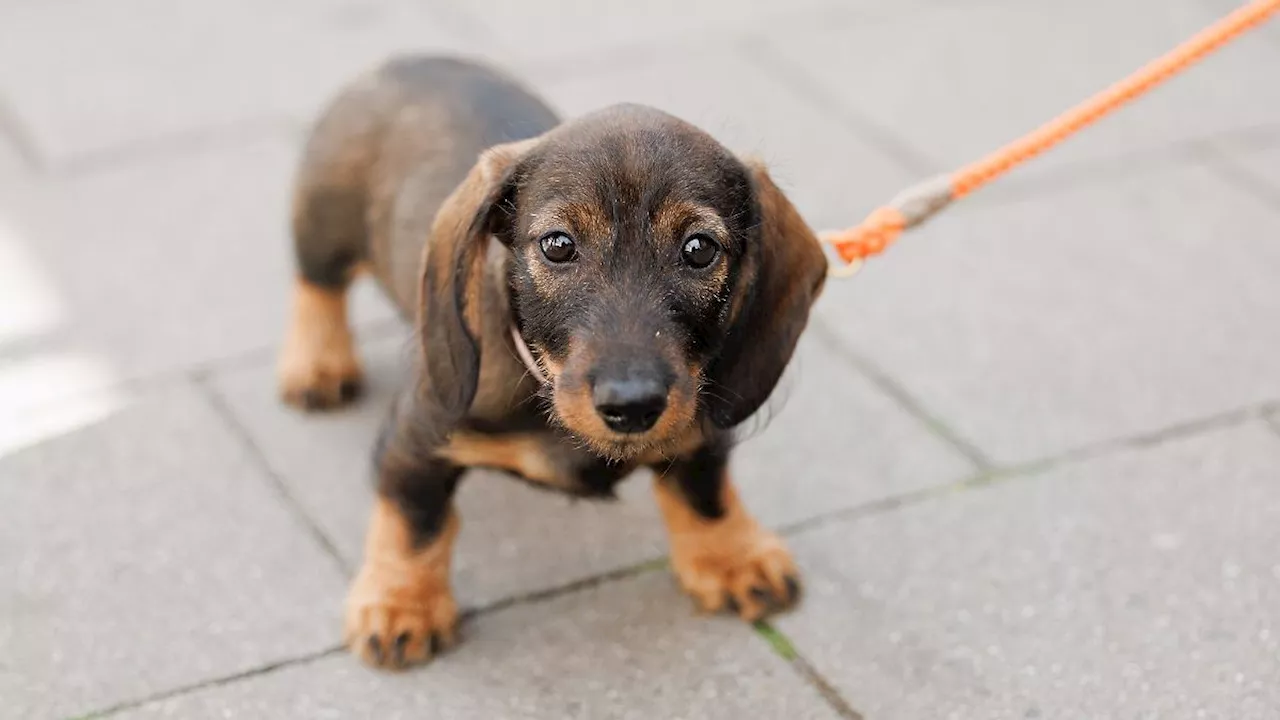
(592, 376, 668, 434)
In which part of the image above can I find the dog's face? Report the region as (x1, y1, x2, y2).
(500, 107, 762, 459)
(420, 105, 828, 460)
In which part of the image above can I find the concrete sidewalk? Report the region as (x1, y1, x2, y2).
(2, 0, 1279, 717)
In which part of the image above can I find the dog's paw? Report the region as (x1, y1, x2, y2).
(669, 524, 801, 622)
(344, 562, 459, 670)
(279, 351, 362, 410)
(278, 279, 363, 411)
(277, 325, 362, 412)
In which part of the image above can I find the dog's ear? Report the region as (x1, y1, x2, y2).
(706, 161, 829, 429)
(417, 137, 539, 424)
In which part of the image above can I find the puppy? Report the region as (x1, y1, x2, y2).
(279, 56, 828, 669)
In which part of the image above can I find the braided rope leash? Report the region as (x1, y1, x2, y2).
(823, 0, 1280, 278)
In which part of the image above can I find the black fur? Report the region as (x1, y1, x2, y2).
(373, 402, 463, 548)
(294, 188, 367, 289)
(653, 435, 731, 520)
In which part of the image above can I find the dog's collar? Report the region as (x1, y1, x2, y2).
(510, 325, 550, 386)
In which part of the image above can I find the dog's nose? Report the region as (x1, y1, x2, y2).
(592, 375, 668, 434)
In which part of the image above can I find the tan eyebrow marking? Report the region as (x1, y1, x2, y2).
(527, 201, 612, 242)
(652, 201, 729, 248)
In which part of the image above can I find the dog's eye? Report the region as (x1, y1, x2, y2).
(681, 235, 720, 269)
(539, 232, 577, 263)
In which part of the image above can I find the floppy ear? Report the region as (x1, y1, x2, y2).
(416, 138, 539, 425)
(705, 161, 829, 429)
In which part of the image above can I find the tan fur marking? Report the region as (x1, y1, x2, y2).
(551, 338, 701, 461)
(636, 423, 705, 465)
(435, 431, 571, 489)
(651, 200, 728, 245)
(654, 475, 799, 621)
(540, 351, 564, 380)
(653, 364, 701, 440)
(551, 378, 699, 462)
(345, 498, 460, 669)
(554, 374, 605, 439)
(278, 276, 363, 410)
(562, 201, 613, 242)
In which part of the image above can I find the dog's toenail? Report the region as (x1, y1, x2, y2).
(784, 575, 801, 603)
(393, 632, 410, 664)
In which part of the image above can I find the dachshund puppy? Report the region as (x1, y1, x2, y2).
(279, 56, 828, 669)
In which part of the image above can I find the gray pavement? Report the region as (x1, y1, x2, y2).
(1, 0, 1278, 718)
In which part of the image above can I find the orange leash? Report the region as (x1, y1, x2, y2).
(824, 0, 1280, 277)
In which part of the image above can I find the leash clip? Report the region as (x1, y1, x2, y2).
(819, 229, 866, 279)
(827, 255, 865, 279)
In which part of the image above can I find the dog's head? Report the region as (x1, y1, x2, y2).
(420, 104, 828, 460)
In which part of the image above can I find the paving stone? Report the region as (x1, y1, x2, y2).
(0, 192, 146, 453)
(0, 0, 471, 163)
(814, 160, 1280, 465)
(0, 111, 37, 204)
(1213, 139, 1280, 204)
(1229, 140, 1280, 189)
(0, 381, 347, 720)
(208, 322, 972, 607)
(0, 133, 80, 457)
(733, 329, 977, 529)
(446, 0, 885, 65)
(0, 128, 26, 181)
(776, 422, 1280, 719)
(4, 135, 396, 412)
(761, 0, 1280, 178)
(117, 570, 839, 720)
(532, 44, 917, 227)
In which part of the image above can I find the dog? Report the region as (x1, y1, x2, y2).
(278, 56, 828, 669)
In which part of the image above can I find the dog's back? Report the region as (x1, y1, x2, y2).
(292, 56, 560, 314)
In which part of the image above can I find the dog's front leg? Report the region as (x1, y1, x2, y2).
(345, 414, 463, 670)
(653, 442, 801, 622)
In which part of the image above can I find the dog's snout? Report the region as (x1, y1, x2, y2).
(592, 372, 669, 434)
